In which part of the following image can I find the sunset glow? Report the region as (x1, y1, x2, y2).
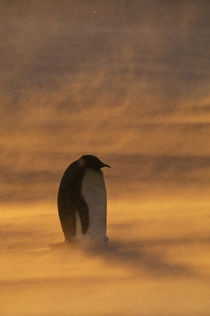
(1, 1, 210, 315)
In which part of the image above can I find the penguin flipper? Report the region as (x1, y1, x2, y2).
(76, 198, 89, 234)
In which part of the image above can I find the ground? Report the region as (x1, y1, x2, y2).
(1, 195, 210, 316)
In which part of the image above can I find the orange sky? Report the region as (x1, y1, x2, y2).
(1, 0, 210, 204)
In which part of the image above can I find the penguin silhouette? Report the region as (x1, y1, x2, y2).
(57, 155, 110, 246)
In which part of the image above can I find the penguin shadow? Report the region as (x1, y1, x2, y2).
(84, 237, 202, 278)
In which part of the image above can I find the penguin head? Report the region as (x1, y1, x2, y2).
(79, 155, 111, 170)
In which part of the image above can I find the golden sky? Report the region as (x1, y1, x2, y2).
(1, 0, 210, 204)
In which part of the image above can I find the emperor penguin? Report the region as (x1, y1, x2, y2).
(57, 155, 110, 246)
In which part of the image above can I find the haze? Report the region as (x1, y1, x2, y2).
(1, 1, 210, 315)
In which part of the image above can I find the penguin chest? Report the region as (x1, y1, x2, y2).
(80, 168, 107, 237)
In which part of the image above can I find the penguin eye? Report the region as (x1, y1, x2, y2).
(79, 158, 85, 166)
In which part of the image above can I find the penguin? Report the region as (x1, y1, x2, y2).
(57, 155, 110, 246)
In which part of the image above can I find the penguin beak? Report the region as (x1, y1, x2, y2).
(101, 163, 111, 168)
